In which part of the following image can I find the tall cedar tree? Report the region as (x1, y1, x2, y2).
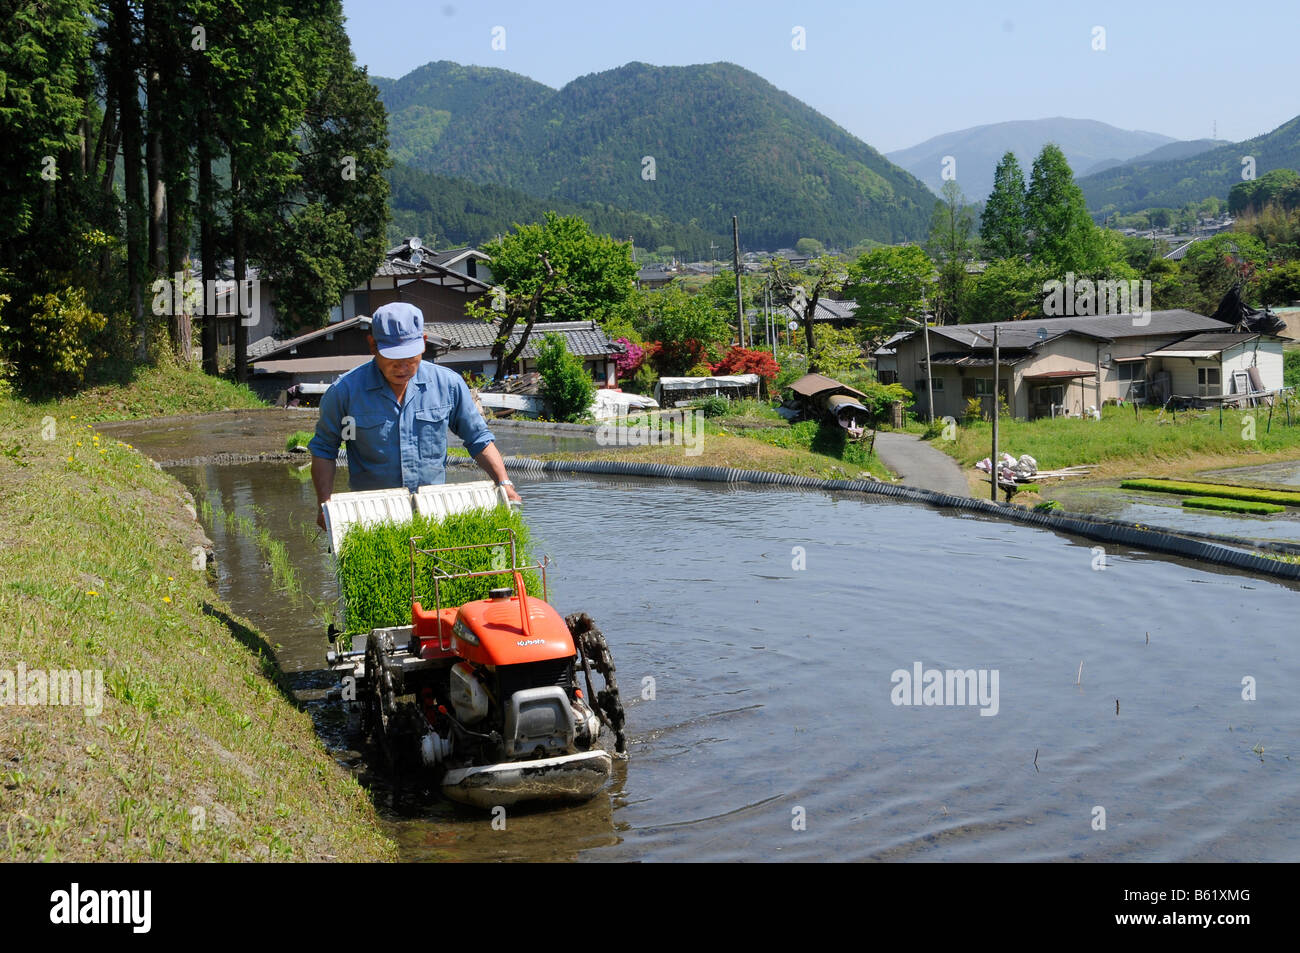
(980, 151, 1027, 260)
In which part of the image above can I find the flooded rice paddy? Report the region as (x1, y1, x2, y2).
(172, 460, 1300, 862)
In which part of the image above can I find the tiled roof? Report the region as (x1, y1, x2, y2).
(928, 310, 1225, 347)
(430, 319, 618, 359)
(250, 316, 369, 362)
(1145, 332, 1262, 355)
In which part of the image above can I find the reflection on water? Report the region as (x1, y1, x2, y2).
(174, 463, 1300, 862)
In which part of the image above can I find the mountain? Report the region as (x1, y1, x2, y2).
(374, 60, 936, 249)
(387, 163, 729, 257)
(1080, 138, 1225, 176)
(886, 118, 1178, 199)
(1078, 114, 1300, 215)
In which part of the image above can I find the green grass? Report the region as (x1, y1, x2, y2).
(17, 355, 266, 423)
(743, 419, 886, 473)
(935, 401, 1300, 469)
(1121, 478, 1300, 507)
(1182, 497, 1286, 515)
(0, 367, 394, 862)
(285, 430, 313, 451)
(337, 508, 539, 634)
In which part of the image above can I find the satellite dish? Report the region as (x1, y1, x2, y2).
(787, 320, 799, 331)
(408, 236, 422, 251)
(409, 250, 423, 267)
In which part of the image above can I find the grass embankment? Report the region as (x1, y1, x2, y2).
(1120, 478, 1300, 508)
(932, 402, 1300, 492)
(0, 365, 395, 861)
(541, 400, 895, 481)
(338, 509, 536, 636)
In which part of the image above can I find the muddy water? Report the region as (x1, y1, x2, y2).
(173, 462, 1300, 862)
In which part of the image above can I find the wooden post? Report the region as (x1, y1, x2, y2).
(923, 318, 934, 424)
(1267, 400, 1274, 434)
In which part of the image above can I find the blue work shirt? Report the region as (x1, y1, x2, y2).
(308, 359, 496, 491)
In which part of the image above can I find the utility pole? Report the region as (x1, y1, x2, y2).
(732, 216, 744, 348)
(991, 324, 1000, 502)
(923, 316, 934, 424)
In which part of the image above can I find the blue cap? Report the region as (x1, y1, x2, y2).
(369, 302, 426, 359)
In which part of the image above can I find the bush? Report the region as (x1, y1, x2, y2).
(710, 346, 780, 380)
(692, 395, 730, 418)
(1285, 350, 1300, 392)
(536, 333, 595, 422)
(0, 286, 107, 396)
(337, 508, 538, 634)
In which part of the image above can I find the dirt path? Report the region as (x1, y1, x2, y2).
(873, 432, 970, 497)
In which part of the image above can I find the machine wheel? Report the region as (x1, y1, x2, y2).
(362, 633, 397, 765)
(566, 613, 627, 755)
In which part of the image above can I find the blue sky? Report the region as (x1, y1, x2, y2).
(341, 0, 1298, 153)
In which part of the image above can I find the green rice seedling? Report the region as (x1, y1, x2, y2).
(1122, 478, 1300, 507)
(1181, 497, 1285, 515)
(285, 430, 314, 451)
(336, 506, 538, 634)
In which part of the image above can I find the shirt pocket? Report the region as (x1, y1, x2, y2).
(414, 404, 452, 459)
(348, 413, 394, 448)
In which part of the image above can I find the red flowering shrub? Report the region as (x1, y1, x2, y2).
(710, 346, 780, 380)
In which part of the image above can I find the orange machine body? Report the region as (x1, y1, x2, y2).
(411, 594, 574, 666)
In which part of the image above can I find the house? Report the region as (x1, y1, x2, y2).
(246, 315, 457, 400)
(870, 331, 910, 385)
(426, 319, 623, 386)
(891, 310, 1286, 420)
(1143, 332, 1286, 405)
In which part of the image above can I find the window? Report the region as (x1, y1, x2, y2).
(1116, 362, 1144, 381)
(1033, 385, 1065, 406)
(1198, 366, 1221, 397)
(974, 378, 995, 396)
(917, 377, 943, 392)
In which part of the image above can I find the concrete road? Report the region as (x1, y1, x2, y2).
(873, 431, 970, 497)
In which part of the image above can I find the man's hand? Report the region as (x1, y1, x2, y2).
(473, 443, 521, 502)
(311, 456, 337, 534)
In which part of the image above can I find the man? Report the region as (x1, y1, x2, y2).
(308, 301, 521, 530)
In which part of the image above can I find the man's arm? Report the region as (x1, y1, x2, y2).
(312, 456, 337, 530)
(308, 382, 346, 529)
(473, 442, 521, 502)
(447, 371, 520, 501)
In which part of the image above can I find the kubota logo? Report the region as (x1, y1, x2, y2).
(516, 639, 545, 647)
